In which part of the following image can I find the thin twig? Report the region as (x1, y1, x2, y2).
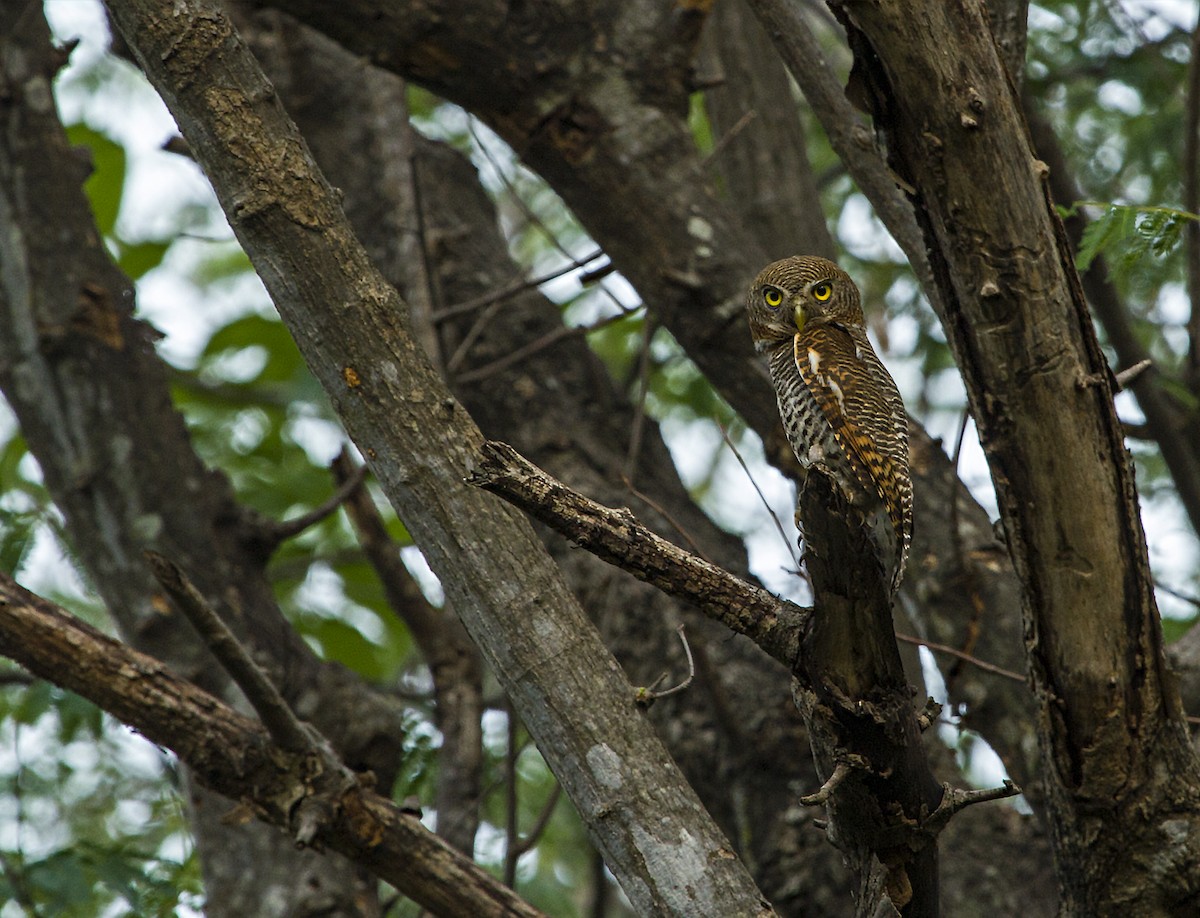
(947, 407, 970, 562)
(896, 632, 1025, 683)
(432, 250, 607, 323)
(1157, 581, 1200, 611)
(454, 308, 640, 385)
(144, 551, 313, 753)
(445, 297, 507, 374)
(624, 314, 656, 485)
(924, 779, 1022, 834)
(1114, 358, 1153, 391)
(701, 109, 758, 168)
(511, 784, 563, 859)
(718, 421, 796, 567)
(589, 850, 609, 918)
(635, 625, 695, 706)
(799, 761, 853, 806)
(621, 474, 711, 563)
(264, 464, 368, 544)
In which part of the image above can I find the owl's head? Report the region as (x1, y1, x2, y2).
(746, 255, 864, 344)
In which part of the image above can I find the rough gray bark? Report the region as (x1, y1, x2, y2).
(233, 11, 486, 858)
(103, 0, 774, 913)
(0, 6, 398, 913)
(0, 572, 548, 918)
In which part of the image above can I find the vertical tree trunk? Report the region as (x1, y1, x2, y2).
(835, 1, 1200, 911)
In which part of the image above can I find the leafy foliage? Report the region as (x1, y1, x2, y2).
(3, 1, 1197, 914)
(1067, 202, 1196, 277)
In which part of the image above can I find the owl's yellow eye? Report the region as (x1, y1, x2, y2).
(812, 281, 833, 301)
(763, 287, 783, 308)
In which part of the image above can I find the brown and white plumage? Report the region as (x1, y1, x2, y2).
(747, 255, 912, 591)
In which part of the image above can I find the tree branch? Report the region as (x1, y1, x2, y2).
(102, 2, 772, 912)
(145, 550, 314, 754)
(469, 440, 807, 668)
(0, 571, 548, 918)
(330, 448, 484, 856)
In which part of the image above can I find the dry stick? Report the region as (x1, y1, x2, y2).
(511, 784, 563, 860)
(454, 308, 641, 385)
(446, 297, 508, 374)
(798, 761, 853, 806)
(635, 625, 695, 706)
(264, 463, 368, 545)
(1114, 358, 1153, 390)
(144, 551, 313, 753)
(895, 633, 1024, 683)
(717, 421, 797, 568)
(432, 250, 607, 323)
(620, 474, 712, 564)
(701, 109, 758, 168)
(921, 780, 1023, 840)
(622, 476, 708, 559)
(1157, 581, 1200, 611)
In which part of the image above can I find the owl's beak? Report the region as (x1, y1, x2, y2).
(792, 300, 806, 334)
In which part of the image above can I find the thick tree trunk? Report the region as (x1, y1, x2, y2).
(0, 6, 395, 913)
(103, 0, 774, 912)
(834, 0, 1200, 911)
(0, 573, 549, 918)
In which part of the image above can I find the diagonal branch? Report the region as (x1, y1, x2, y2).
(145, 550, 314, 753)
(469, 440, 807, 668)
(102, 2, 773, 912)
(0, 571, 548, 918)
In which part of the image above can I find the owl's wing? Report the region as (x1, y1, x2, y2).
(793, 323, 909, 548)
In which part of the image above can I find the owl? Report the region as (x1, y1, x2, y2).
(746, 255, 912, 592)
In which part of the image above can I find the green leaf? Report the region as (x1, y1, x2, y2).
(26, 848, 93, 911)
(1162, 614, 1198, 644)
(191, 244, 253, 286)
(117, 239, 171, 280)
(201, 315, 304, 384)
(1075, 204, 1132, 273)
(0, 508, 36, 575)
(305, 617, 386, 680)
(688, 92, 714, 156)
(13, 679, 54, 725)
(66, 124, 126, 238)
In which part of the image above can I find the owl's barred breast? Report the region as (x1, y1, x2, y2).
(747, 255, 912, 591)
(767, 341, 860, 494)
